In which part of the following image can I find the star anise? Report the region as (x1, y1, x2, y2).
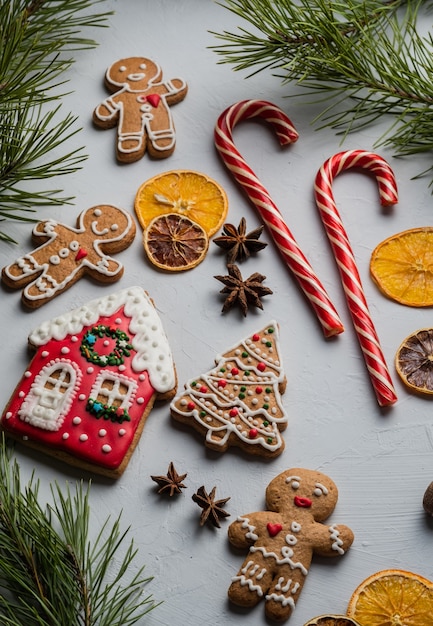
(213, 217, 267, 264)
(151, 462, 187, 496)
(214, 263, 273, 316)
(192, 485, 230, 528)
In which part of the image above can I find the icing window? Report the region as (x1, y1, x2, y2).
(86, 370, 138, 424)
(18, 360, 81, 431)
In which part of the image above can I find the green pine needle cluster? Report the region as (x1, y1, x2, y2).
(0, 438, 157, 625)
(0, 0, 111, 244)
(213, 0, 433, 183)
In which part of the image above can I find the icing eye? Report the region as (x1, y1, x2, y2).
(285, 475, 301, 490)
(119, 65, 126, 72)
(139, 63, 147, 69)
(313, 482, 329, 497)
(93, 208, 102, 217)
(110, 223, 119, 231)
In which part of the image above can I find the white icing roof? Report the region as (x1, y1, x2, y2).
(28, 286, 175, 393)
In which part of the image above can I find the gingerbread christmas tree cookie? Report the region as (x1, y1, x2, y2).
(170, 322, 287, 457)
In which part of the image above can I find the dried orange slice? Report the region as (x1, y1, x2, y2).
(395, 327, 433, 395)
(347, 569, 433, 626)
(304, 616, 361, 626)
(135, 170, 228, 236)
(143, 213, 209, 271)
(370, 227, 433, 307)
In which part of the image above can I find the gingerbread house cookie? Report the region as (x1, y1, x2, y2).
(1, 286, 177, 478)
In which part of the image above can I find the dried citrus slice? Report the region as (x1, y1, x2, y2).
(347, 569, 433, 626)
(143, 213, 209, 271)
(370, 227, 433, 307)
(304, 616, 361, 626)
(135, 170, 228, 236)
(395, 327, 433, 395)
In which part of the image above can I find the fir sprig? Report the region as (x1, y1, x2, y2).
(213, 0, 433, 183)
(0, 438, 158, 625)
(0, 0, 111, 243)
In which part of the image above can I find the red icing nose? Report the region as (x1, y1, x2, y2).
(294, 496, 312, 508)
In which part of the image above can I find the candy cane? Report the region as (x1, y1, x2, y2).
(314, 149, 398, 406)
(215, 99, 344, 338)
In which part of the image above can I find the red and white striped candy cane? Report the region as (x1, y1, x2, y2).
(215, 99, 344, 338)
(314, 149, 398, 406)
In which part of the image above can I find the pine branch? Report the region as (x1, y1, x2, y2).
(213, 0, 433, 183)
(0, 0, 111, 243)
(0, 437, 158, 625)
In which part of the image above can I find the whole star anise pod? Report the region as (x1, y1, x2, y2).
(192, 485, 230, 528)
(214, 263, 273, 316)
(151, 462, 187, 496)
(213, 217, 267, 264)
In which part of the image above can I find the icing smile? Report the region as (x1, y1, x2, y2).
(294, 496, 312, 508)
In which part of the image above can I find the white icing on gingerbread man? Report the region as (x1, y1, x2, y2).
(228, 468, 354, 622)
(93, 57, 187, 162)
(2, 205, 135, 307)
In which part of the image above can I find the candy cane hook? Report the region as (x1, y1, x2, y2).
(314, 149, 398, 406)
(215, 99, 344, 338)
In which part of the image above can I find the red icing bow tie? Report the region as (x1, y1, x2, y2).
(137, 93, 161, 107)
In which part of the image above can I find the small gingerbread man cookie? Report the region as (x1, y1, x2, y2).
(93, 57, 187, 163)
(2, 205, 136, 308)
(228, 468, 354, 622)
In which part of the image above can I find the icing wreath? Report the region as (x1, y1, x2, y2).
(80, 325, 133, 367)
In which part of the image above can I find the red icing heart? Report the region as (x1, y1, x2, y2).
(75, 248, 88, 261)
(267, 522, 283, 537)
(146, 93, 161, 107)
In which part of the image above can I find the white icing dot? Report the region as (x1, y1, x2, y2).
(137, 397, 144, 405)
(180, 399, 187, 406)
(99, 429, 107, 437)
(41, 351, 49, 358)
(118, 364, 126, 372)
(271, 407, 277, 414)
(110, 224, 119, 231)
(103, 340, 110, 347)
(18, 391, 25, 398)
(71, 336, 78, 343)
(61, 347, 70, 354)
(93, 208, 102, 216)
(5, 412, 12, 419)
(118, 429, 126, 436)
(206, 417, 212, 423)
(102, 444, 112, 453)
(115, 318, 122, 325)
(87, 367, 94, 374)
(79, 434, 88, 442)
(252, 398, 258, 405)
(72, 417, 81, 425)
(78, 394, 86, 401)
(62, 433, 69, 440)
(139, 374, 145, 381)
(24, 371, 31, 378)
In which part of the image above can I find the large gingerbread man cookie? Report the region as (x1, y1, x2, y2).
(93, 57, 188, 163)
(228, 468, 354, 622)
(2, 205, 136, 308)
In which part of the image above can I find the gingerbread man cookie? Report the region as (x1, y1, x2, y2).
(93, 57, 188, 163)
(2, 205, 136, 308)
(228, 468, 354, 622)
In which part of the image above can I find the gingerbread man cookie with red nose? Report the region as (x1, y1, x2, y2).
(93, 57, 188, 163)
(227, 468, 354, 622)
(2, 205, 136, 308)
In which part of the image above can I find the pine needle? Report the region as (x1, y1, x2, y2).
(213, 0, 433, 185)
(0, 436, 158, 625)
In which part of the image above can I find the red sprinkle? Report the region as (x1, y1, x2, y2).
(218, 379, 227, 388)
(249, 428, 258, 439)
(252, 333, 260, 342)
(255, 386, 263, 394)
(187, 401, 195, 411)
(231, 367, 239, 376)
(257, 362, 266, 372)
(229, 408, 238, 417)
(199, 385, 208, 393)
